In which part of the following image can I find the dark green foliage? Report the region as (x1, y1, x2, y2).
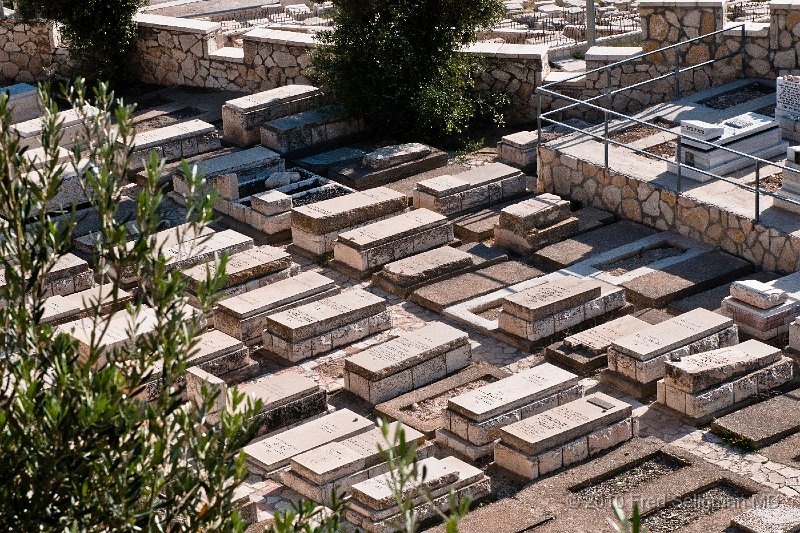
(17, 0, 144, 83)
(311, 0, 506, 141)
(0, 82, 259, 531)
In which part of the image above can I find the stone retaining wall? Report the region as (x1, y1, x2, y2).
(0, 17, 60, 82)
(537, 143, 800, 274)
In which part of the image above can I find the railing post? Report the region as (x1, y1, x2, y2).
(537, 93, 542, 146)
(586, 0, 597, 47)
(740, 23, 746, 78)
(676, 134, 682, 192)
(755, 161, 761, 223)
(674, 48, 681, 99)
(604, 68, 611, 170)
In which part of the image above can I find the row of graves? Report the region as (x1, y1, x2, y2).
(13, 77, 800, 531)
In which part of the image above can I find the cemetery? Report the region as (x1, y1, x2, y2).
(6, 0, 800, 529)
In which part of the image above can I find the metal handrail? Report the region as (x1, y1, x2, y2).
(534, 23, 799, 222)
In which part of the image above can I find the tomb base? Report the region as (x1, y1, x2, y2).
(252, 389, 328, 437)
(656, 356, 796, 426)
(434, 428, 495, 462)
(598, 369, 660, 400)
(494, 418, 635, 481)
(545, 341, 611, 375)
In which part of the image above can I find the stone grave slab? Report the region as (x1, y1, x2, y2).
(215, 271, 339, 345)
(494, 393, 634, 480)
(262, 289, 390, 362)
(731, 505, 800, 533)
(128, 119, 220, 171)
(232, 371, 327, 435)
(722, 270, 800, 340)
(497, 130, 540, 172)
(330, 143, 448, 190)
(371, 243, 506, 297)
(532, 220, 659, 270)
(374, 362, 511, 436)
(711, 390, 800, 448)
(761, 432, 800, 471)
(668, 271, 780, 316)
(290, 186, 408, 256)
(4, 83, 40, 122)
(603, 308, 738, 398)
(493, 193, 581, 254)
(296, 146, 366, 176)
(667, 112, 787, 182)
(443, 272, 629, 351)
(436, 363, 581, 460)
(243, 408, 374, 475)
(620, 249, 752, 308)
(282, 424, 429, 505)
(449, 437, 772, 533)
(771, 144, 800, 215)
(259, 105, 365, 157)
(332, 209, 453, 275)
(344, 321, 471, 404)
(409, 260, 543, 313)
(412, 162, 527, 216)
(222, 85, 325, 146)
(42, 283, 132, 325)
(184, 329, 254, 385)
(13, 105, 98, 150)
(182, 245, 297, 310)
(657, 340, 793, 425)
(345, 456, 490, 533)
(546, 314, 650, 374)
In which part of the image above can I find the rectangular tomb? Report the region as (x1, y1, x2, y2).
(182, 245, 297, 310)
(604, 308, 738, 397)
(215, 271, 339, 345)
(657, 340, 794, 424)
(497, 276, 626, 343)
(262, 289, 390, 362)
(332, 209, 453, 274)
(243, 408, 375, 475)
(291, 186, 408, 256)
(667, 113, 786, 182)
(436, 363, 581, 460)
(260, 105, 365, 157)
(42, 283, 132, 325)
(494, 393, 634, 480)
(777, 75, 800, 142)
(546, 314, 650, 374)
(281, 424, 428, 505)
(721, 270, 800, 340)
(329, 143, 448, 190)
(412, 162, 527, 216)
(222, 85, 325, 146)
(128, 119, 220, 171)
(494, 193, 580, 254)
(344, 322, 471, 404)
(344, 456, 490, 533)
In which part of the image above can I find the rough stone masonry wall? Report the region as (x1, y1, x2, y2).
(0, 17, 60, 82)
(537, 144, 800, 274)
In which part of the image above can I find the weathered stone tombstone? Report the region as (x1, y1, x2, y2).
(493, 193, 579, 255)
(494, 393, 634, 480)
(436, 363, 581, 460)
(774, 145, 800, 215)
(344, 456, 490, 533)
(262, 289, 391, 362)
(343, 321, 471, 404)
(602, 308, 738, 398)
(128, 119, 221, 171)
(259, 105, 365, 157)
(721, 271, 800, 340)
(328, 142, 448, 190)
(3, 83, 40, 122)
(243, 408, 375, 475)
(656, 339, 794, 425)
(331, 208, 454, 276)
(215, 271, 339, 345)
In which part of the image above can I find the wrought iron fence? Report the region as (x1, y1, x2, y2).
(536, 24, 797, 222)
(728, 0, 770, 21)
(492, 9, 639, 47)
(218, 10, 333, 32)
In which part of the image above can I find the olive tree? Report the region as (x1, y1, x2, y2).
(0, 82, 259, 531)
